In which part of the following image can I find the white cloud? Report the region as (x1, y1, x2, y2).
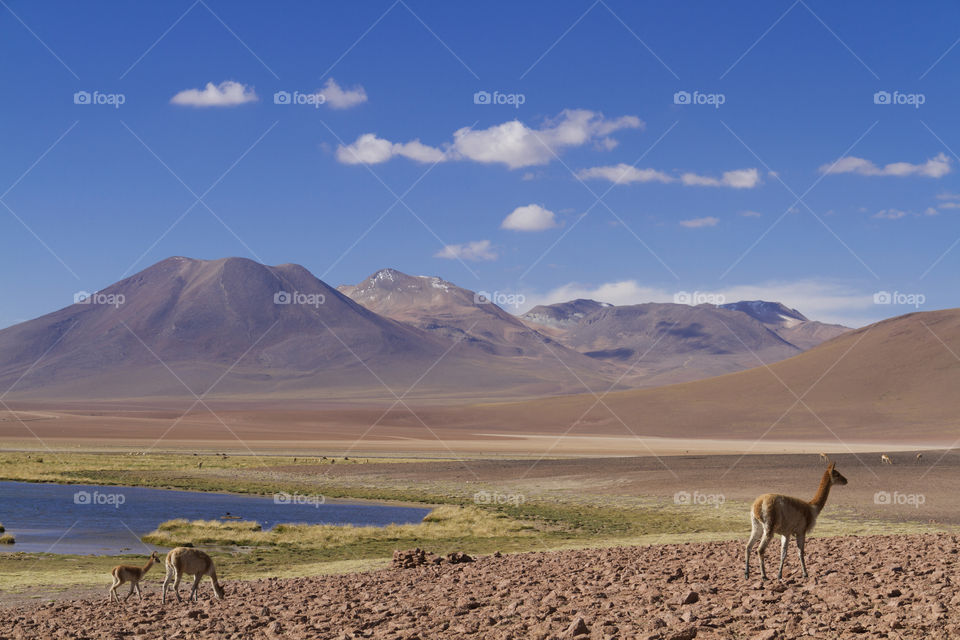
(434, 240, 497, 261)
(873, 208, 909, 220)
(820, 153, 951, 178)
(336, 133, 445, 164)
(576, 163, 673, 184)
(517, 279, 881, 327)
(681, 168, 761, 188)
(321, 78, 367, 109)
(501, 204, 558, 231)
(938, 202, 960, 209)
(679, 216, 719, 228)
(335, 110, 642, 168)
(740, 210, 763, 217)
(170, 81, 257, 107)
(577, 164, 760, 189)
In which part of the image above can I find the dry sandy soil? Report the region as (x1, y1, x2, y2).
(2, 534, 958, 639)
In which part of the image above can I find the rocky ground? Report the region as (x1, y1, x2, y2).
(2, 534, 958, 639)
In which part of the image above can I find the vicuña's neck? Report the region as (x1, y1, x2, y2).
(143, 558, 155, 571)
(809, 469, 832, 513)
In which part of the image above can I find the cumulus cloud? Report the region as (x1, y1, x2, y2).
(170, 81, 257, 107)
(321, 78, 367, 109)
(501, 204, 558, 231)
(679, 216, 720, 228)
(577, 164, 760, 189)
(335, 133, 445, 164)
(820, 153, 951, 178)
(434, 240, 497, 261)
(517, 279, 881, 327)
(681, 168, 761, 189)
(335, 110, 642, 168)
(576, 163, 673, 184)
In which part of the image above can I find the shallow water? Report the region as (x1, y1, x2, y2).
(0, 481, 430, 555)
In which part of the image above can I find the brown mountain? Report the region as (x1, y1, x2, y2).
(523, 301, 803, 386)
(720, 300, 850, 350)
(440, 307, 960, 443)
(0, 258, 616, 400)
(337, 269, 619, 379)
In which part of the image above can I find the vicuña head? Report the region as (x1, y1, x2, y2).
(745, 462, 848, 581)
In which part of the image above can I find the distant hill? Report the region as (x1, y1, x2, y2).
(437, 307, 960, 443)
(520, 297, 848, 386)
(721, 300, 850, 350)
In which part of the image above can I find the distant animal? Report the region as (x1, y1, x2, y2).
(819, 453, 829, 464)
(745, 463, 848, 580)
(197, 461, 203, 469)
(916, 453, 923, 464)
(109, 551, 160, 603)
(881, 454, 893, 465)
(162, 548, 225, 604)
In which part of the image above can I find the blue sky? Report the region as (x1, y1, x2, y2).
(1, 1, 959, 328)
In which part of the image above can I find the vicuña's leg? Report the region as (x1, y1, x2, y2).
(162, 566, 173, 604)
(136, 582, 143, 601)
(173, 571, 183, 602)
(757, 527, 773, 580)
(109, 577, 120, 603)
(745, 517, 761, 579)
(191, 574, 202, 602)
(125, 582, 135, 602)
(796, 533, 808, 578)
(777, 535, 790, 579)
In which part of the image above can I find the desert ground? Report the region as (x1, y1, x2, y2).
(2, 533, 958, 639)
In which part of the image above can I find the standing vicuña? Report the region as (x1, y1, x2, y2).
(162, 547, 225, 604)
(818, 453, 829, 464)
(745, 463, 848, 580)
(881, 454, 893, 465)
(109, 551, 160, 603)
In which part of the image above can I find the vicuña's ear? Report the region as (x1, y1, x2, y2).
(827, 462, 835, 471)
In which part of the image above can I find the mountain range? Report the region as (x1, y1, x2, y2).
(0, 257, 850, 401)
